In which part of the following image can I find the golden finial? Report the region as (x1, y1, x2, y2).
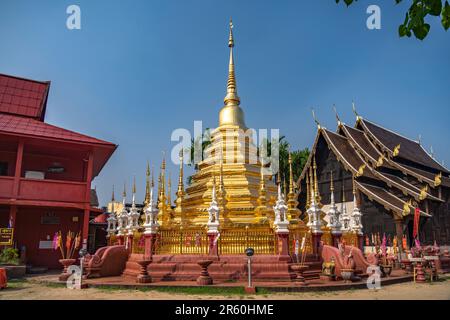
(224, 18, 240, 107)
(144, 161, 151, 206)
(177, 150, 184, 194)
(313, 156, 320, 201)
(311, 108, 321, 129)
(132, 175, 136, 194)
(333, 104, 342, 126)
(167, 172, 172, 206)
(151, 166, 155, 188)
(260, 159, 266, 191)
(228, 18, 234, 48)
(111, 184, 115, 202)
(122, 181, 126, 198)
(352, 176, 356, 195)
(306, 171, 311, 209)
(330, 171, 334, 192)
(288, 151, 294, 194)
(352, 100, 361, 121)
(342, 177, 346, 203)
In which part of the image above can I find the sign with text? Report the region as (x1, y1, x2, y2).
(0, 228, 14, 245)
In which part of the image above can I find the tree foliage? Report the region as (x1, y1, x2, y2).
(336, 0, 450, 40)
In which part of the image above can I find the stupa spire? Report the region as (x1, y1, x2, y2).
(144, 161, 151, 206)
(224, 18, 240, 106)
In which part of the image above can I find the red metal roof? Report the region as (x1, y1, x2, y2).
(0, 74, 50, 121)
(0, 113, 115, 146)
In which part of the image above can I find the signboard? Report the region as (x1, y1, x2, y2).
(0, 228, 14, 245)
(39, 240, 54, 249)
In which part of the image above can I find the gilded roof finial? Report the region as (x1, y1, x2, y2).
(224, 18, 240, 106)
(333, 104, 342, 127)
(311, 108, 321, 130)
(352, 100, 361, 121)
(167, 172, 172, 206)
(132, 175, 136, 194)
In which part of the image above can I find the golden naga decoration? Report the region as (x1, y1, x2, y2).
(376, 154, 384, 167)
(419, 184, 428, 201)
(393, 144, 401, 157)
(403, 198, 412, 216)
(356, 163, 366, 177)
(434, 172, 442, 187)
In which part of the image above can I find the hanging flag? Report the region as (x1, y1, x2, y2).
(300, 236, 306, 251)
(413, 207, 420, 239)
(294, 239, 299, 255)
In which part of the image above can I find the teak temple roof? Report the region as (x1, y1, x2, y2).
(298, 113, 448, 219)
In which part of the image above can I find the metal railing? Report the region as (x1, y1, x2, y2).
(218, 227, 275, 255)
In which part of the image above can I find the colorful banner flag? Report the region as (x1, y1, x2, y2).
(413, 207, 420, 239)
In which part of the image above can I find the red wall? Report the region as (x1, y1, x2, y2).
(15, 207, 84, 269)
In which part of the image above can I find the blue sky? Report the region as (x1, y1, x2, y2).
(1, 0, 449, 206)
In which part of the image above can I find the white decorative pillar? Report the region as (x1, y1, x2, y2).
(143, 183, 159, 259)
(207, 181, 220, 256)
(350, 184, 364, 250)
(273, 184, 290, 260)
(326, 171, 342, 247)
(307, 181, 322, 255)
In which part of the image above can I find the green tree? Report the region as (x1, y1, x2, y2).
(336, 0, 450, 40)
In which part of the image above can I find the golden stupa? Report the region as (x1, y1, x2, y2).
(181, 19, 279, 227)
(154, 20, 280, 228)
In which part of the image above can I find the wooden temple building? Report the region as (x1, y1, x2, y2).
(297, 109, 450, 247)
(0, 73, 116, 268)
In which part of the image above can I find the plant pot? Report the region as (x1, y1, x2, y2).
(197, 259, 213, 285)
(340, 268, 354, 283)
(58, 259, 76, 281)
(136, 259, 152, 283)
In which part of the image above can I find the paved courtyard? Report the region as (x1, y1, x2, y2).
(1, 275, 449, 300)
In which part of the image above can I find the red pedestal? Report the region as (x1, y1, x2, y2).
(276, 232, 290, 261)
(207, 232, 219, 256)
(144, 233, 155, 260)
(415, 262, 426, 283)
(244, 286, 256, 294)
(311, 232, 323, 256)
(332, 233, 342, 248)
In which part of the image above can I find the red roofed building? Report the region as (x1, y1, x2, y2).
(0, 73, 116, 268)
